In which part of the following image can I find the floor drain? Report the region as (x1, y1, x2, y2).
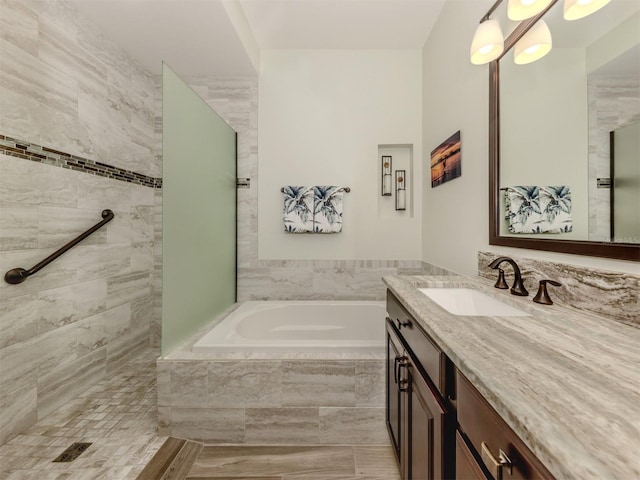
(52, 442, 92, 462)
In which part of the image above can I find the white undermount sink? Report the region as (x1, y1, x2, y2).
(418, 288, 531, 317)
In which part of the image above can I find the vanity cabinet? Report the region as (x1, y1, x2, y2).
(386, 289, 556, 480)
(386, 292, 454, 480)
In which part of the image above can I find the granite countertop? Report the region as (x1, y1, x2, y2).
(383, 274, 640, 480)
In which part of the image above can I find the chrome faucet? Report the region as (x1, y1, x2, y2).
(488, 257, 529, 296)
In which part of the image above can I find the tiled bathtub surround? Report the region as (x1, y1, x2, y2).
(0, 0, 159, 445)
(0, 135, 162, 188)
(157, 315, 389, 445)
(158, 357, 387, 445)
(478, 251, 640, 326)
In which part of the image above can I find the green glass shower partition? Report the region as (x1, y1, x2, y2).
(162, 63, 237, 354)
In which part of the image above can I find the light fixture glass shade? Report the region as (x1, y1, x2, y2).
(470, 19, 504, 65)
(507, 0, 554, 21)
(514, 19, 552, 64)
(563, 0, 611, 21)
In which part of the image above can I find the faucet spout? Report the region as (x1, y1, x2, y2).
(488, 257, 529, 296)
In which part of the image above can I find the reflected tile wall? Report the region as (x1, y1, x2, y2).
(587, 76, 640, 242)
(0, 0, 158, 445)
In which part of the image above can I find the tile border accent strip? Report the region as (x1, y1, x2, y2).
(0, 134, 162, 189)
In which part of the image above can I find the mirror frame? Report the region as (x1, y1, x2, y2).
(488, 1, 640, 262)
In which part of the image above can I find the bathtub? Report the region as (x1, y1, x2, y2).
(192, 300, 386, 354)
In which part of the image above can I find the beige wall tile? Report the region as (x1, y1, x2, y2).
(0, 204, 38, 250)
(245, 408, 319, 444)
(319, 407, 387, 445)
(282, 361, 356, 407)
(170, 407, 245, 443)
(208, 361, 283, 408)
(0, 384, 37, 445)
(0, 293, 39, 349)
(355, 361, 385, 407)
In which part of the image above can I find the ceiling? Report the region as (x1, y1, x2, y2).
(69, 0, 446, 78)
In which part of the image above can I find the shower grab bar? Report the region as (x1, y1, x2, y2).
(4, 209, 115, 285)
(280, 187, 351, 192)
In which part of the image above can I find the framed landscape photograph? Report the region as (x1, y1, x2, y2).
(430, 130, 461, 187)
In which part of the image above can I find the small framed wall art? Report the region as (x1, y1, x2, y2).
(395, 170, 406, 211)
(382, 156, 392, 196)
(430, 130, 461, 188)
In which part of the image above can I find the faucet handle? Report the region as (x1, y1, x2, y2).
(494, 268, 509, 289)
(533, 280, 562, 305)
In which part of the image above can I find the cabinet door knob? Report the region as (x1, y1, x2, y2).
(481, 442, 512, 480)
(396, 318, 411, 329)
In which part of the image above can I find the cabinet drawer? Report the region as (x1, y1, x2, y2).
(457, 372, 555, 480)
(387, 291, 444, 394)
(456, 430, 489, 480)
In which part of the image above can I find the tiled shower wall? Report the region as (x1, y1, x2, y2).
(0, 0, 160, 444)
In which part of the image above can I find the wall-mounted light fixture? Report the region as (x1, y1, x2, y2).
(514, 19, 552, 64)
(507, 0, 553, 20)
(382, 156, 392, 196)
(470, 19, 504, 65)
(395, 170, 406, 211)
(471, 0, 610, 65)
(563, 0, 611, 20)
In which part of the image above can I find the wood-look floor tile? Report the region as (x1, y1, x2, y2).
(282, 476, 399, 480)
(161, 440, 204, 480)
(187, 446, 354, 477)
(353, 445, 399, 477)
(187, 477, 282, 480)
(136, 437, 186, 479)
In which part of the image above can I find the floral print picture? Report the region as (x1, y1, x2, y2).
(504, 186, 572, 234)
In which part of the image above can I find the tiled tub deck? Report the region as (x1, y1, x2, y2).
(157, 309, 388, 445)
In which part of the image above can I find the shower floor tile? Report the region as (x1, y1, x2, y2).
(0, 349, 165, 480)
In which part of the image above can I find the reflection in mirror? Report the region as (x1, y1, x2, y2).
(611, 121, 640, 243)
(498, 1, 639, 246)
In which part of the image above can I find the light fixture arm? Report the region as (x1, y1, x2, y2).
(481, 0, 505, 22)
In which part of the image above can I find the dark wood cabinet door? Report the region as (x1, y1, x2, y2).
(405, 358, 454, 480)
(386, 320, 404, 463)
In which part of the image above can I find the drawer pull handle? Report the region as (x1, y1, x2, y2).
(481, 442, 512, 479)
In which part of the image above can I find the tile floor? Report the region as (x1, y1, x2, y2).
(0, 349, 400, 480)
(186, 445, 400, 479)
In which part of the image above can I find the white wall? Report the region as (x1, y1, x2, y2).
(258, 50, 422, 260)
(422, 0, 638, 275)
(421, 1, 489, 275)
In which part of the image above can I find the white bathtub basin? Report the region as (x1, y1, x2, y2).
(418, 288, 531, 317)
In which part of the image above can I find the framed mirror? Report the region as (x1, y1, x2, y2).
(489, 0, 640, 261)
